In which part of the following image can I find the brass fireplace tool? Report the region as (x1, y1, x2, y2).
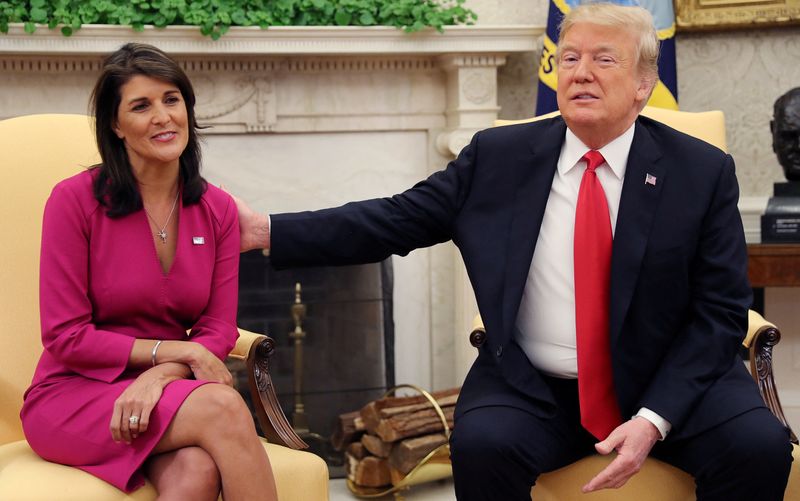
(288, 283, 330, 457)
(289, 282, 310, 433)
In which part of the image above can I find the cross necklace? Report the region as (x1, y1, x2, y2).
(143, 190, 180, 244)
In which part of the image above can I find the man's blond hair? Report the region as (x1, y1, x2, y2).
(557, 2, 660, 82)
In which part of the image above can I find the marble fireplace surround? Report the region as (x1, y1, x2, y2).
(1, 24, 540, 391)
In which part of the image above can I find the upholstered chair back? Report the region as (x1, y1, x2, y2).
(496, 106, 728, 153)
(0, 114, 100, 444)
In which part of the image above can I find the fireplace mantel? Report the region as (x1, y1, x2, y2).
(1, 23, 540, 391)
(2, 24, 540, 153)
(2, 24, 541, 56)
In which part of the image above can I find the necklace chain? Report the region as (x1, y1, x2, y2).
(143, 190, 180, 244)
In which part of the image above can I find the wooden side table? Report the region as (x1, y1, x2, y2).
(748, 244, 800, 288)
(748, 243, 800, 316)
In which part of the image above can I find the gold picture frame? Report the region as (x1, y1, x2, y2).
(676, 0, 800, 31)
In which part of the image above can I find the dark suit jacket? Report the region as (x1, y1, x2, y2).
(271, 115, 766, 441)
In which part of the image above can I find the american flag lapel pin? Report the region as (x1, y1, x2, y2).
(645, 173, 657, 186)
(193, 236, 205, 245)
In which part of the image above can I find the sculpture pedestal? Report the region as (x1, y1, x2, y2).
(761, 182, 800, 242)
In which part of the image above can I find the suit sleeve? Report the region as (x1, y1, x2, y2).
(39, 181, 135, 382)
(637, 154, 752, 431)
(270, 132, 480, 267)
(188, 195, 240, 360)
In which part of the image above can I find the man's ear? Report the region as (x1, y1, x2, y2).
(636, 74, 657, 103)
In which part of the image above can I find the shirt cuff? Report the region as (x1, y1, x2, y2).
(262, 214, 271, 257)
(635, 407, 672, 441)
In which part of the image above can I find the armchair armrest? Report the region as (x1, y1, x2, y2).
(744, 310, 798, 444)
(469, 315, 486, 348)
(229, 328, 309, 450)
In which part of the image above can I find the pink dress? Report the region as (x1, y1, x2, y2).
(20, 169, 240, 492)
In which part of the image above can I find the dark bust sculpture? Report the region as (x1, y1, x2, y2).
(771, 87, 800, 181)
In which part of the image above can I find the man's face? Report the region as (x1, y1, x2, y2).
(556, 22, 653, 149)
(772, 94, 800, 180)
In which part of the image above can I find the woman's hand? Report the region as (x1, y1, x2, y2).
(187, 342, 233, 386)
(109, 365, 179, 444)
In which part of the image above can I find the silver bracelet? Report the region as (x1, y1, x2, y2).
(151, 340, 163, 367)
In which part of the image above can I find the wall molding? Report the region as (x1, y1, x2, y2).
(1, 24, 542, 56)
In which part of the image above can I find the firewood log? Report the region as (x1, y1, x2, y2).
(350, 455, 392, 488)
(379, 394, 458, 418)
(373, 404, 455, 443)
(360, 387, 459, 439)
(347, 441, 368, 460)
(331, 410, 366, 451)
(360, 388, 458, 431)
(361, 433, 393, 458)
(388, 433, 448, 475)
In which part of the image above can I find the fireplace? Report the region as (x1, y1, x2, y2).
(233, 250, 394, 474)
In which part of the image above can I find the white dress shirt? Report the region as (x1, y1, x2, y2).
(514, 124, 671, 439)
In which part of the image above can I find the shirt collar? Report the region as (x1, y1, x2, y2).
(559, 122, 636, 180)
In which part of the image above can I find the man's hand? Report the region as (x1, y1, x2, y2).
(582, 417, 661, 493)
(220, 185, 270, 252)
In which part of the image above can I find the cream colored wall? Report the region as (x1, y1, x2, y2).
(677, 30, 800, 197)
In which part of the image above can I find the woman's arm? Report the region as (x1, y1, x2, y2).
(127, 337, 233, 386)
(186, 192, 241, 362)
(39, 178, 136, 382)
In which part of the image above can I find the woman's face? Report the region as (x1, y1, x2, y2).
(113, 74, 189, 172)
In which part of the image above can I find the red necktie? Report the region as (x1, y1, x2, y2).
(574, 150, 622, 440)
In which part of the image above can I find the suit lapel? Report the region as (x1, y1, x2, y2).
(500, 118, 566, 339)
(609, 119, 665, 343)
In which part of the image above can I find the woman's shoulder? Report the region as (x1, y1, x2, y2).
(199, 182, 236, 227)
(48, 169, 101, 213)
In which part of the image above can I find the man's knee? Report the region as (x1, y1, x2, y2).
(451, 414, 519, 470)
(687, 409, 794, 500)
(730, 415, 793, 477)
(450, 413, 531, 500)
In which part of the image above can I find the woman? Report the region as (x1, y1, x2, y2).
(20, 43, 278, 500)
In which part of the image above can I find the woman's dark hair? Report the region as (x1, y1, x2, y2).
(90, 42, 206, 217)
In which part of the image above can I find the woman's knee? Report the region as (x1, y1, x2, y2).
(148, 447, 221, 498)
(174, 447, 221, 489)
(190, 384, 253, 427)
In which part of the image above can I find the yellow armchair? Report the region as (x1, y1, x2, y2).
(464, 106, 799, 500)
(0, 114, 329, 500)
(470, 311, 799, 500)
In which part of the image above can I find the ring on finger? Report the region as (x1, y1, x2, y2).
(129, 415, 140, 426)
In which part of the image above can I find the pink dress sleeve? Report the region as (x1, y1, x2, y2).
(188, 192, 240, 360)
(39, 179, 135, 382)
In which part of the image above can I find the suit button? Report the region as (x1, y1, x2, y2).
(496, 345, 503, 357)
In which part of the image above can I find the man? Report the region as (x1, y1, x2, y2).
(771, 87, 800, 181)
(237, 4, 792, 499)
